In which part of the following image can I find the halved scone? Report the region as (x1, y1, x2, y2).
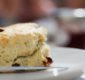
(0, 23, 53, 66)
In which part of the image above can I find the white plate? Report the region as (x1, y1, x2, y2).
(51, 47, 85, 69)
(0, 47, 85, 80)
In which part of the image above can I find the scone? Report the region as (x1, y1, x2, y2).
(0, 23, 53, 66)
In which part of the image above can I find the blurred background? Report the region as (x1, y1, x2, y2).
(0, 0, 85, 49)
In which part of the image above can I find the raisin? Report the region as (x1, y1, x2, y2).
(0, 29, 4, 32)
(46, 57, 53, 64)
(12, 63, 20, 67)
(43, 57, 53, 66)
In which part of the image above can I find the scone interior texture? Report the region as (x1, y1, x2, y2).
(0, 23, 53, 66)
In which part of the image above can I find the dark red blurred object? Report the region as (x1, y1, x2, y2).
(67, 33, 85, 49)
